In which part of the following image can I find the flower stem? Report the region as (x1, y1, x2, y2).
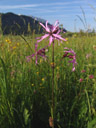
(52, 41, 54, 128)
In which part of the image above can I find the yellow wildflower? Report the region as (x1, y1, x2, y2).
(17, 43, 20, 46)
(32, 84, 34, 86)
(56, 67, 59, 70)
(6, 39, 11, 44)
(42, 78, 45, 82)
(50, 62, 55, 68)
(65, 38, 68, 41)
(65, 38, 69, 44)
(8, 41, 11, 44)
(36, 72, 39, 75)
(13, 46, 16, 49)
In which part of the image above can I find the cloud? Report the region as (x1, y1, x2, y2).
(0, 4, 39, 10)
(0, 1, 89, 10)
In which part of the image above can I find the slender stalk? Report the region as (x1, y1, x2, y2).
(52, 41, 55, 128)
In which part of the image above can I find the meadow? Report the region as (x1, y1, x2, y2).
(0, 33, 96, 128)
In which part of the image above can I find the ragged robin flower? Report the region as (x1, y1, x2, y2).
(37, 20, 66, 46)
(26, 43, 47, 64)
(63, 47, 77, 71)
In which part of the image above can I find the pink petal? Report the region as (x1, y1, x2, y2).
(45, 21, 50, 32)
(27, 54, 35, 58)
(31, 54, 35, 57)
(56, 30, 61, 34)
(37, 34, 49, 43)
(72, 67, 75, 72)
(49, 36, 53, 46)
(39, 22, 46, 30)
(35, 55, 38, 64)
(54, 20, 59, 26)
(64, 50, 76, 56)
(52, 20, 59, 32)
(53, 34, 66, 41)
(40, 22, 50, 33)
(64, 47, 69, 50)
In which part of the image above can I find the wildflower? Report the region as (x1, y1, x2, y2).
(26, 43, 47, 64)
(6, 39, 11, 44)
(17, 43, 20, 46)
(37, 20, 66, 46)
(63, 47, 77, 71)
(89, 74, 94, 79)
(32, 84, 34, 86)
(36, 72, 39, 75)
(26, 57, 31, 62)
(65, 38, 68, 44)
(12, 46, 16, 49)
(42, 78, 45, 82)
(79, 78, 83, 82)
(56, 66, 59, 70)
(65, 38, 68, 41)
(50, 62, 55, 68)
(81, 70, 86, 73)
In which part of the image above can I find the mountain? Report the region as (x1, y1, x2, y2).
(0, 12, 67, 35)
(31, 15, 46, 24)
(0, 12, 45, 35)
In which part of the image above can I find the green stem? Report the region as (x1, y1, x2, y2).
(52, 41, 54, 128)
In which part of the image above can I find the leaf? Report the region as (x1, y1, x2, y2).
(88, 117, 96, 128)
(23, 108, 30, 125)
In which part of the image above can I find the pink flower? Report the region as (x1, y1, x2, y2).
(63, 47, 77, 71)
(26, 43, 47, 64)
(89, 74, 94, 79)
(79, 78, 83, 82)
(37, 20, 66, 46)
(81, 70, 86, 73)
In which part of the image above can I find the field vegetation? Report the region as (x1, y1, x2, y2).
(0, 31, 96, 128)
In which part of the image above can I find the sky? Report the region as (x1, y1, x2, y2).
(0, 0, 96, 32)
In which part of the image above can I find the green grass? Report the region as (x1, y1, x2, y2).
(0, 34, 96, 128)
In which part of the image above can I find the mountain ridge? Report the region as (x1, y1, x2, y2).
(0, 12, 45, 35)
(0, 12, 67, 35)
